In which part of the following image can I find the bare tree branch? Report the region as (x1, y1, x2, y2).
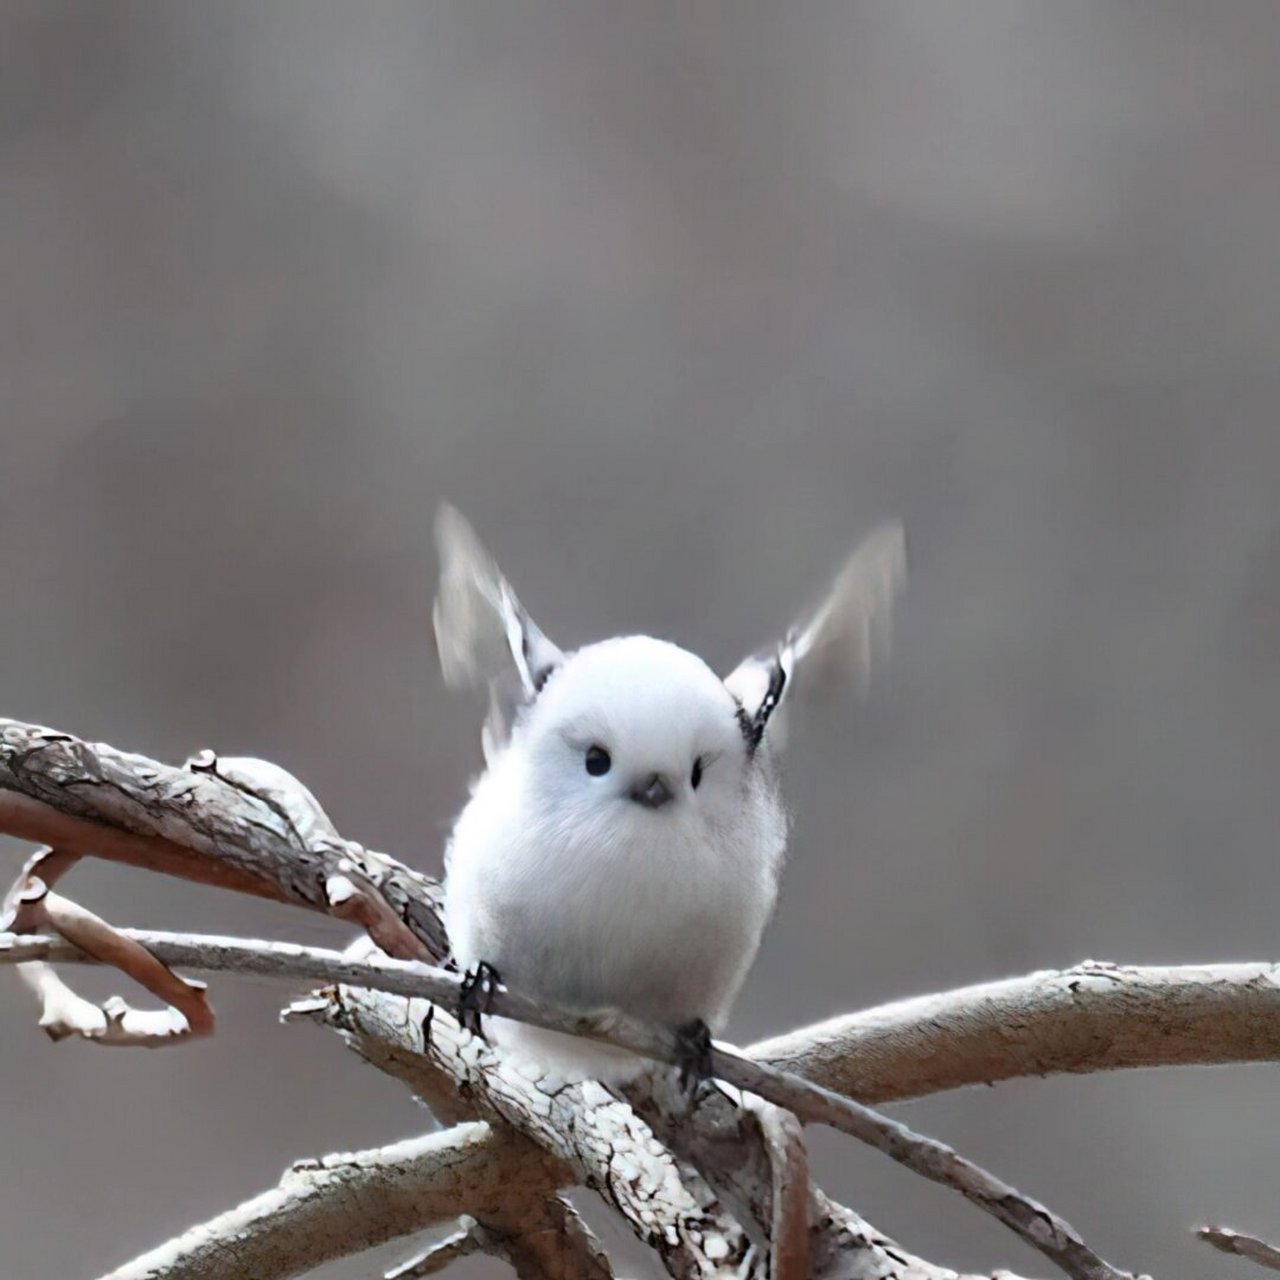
(627, 1071, 1022, 1280)
(0, 718, 1143, 1280)
(96, 1113, 613, 1280)
(481, 1195, 618, 1280)
(1197, 1226, 1280, 1273)
(748, 960, 1280, 1103)
(7, 721, 1274, 1105)
(318, 977, 1042, 1280)
(0, 722, 447, 960)
(308, 979, 755, 1279)
(0, 762, 288, 902)
(0, 924, 1136, 1280)
(3, 851, 214, 1045)
(756, 1103, 811, 1280)
(96, 1124, 526, 1280)
(385, 1220, 490, 1278)
(717, 1045, 1131, 1280)
(0, 927, 1134, 1280)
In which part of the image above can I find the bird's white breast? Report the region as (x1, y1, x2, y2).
(443, 733, 785, 1080)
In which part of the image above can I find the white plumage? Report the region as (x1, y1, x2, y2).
(434, 506, 905, 1081)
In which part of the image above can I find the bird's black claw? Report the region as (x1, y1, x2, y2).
(457, 961, 503, 1038)
(420, 1003, 435, 1049)
(674, 1018, 715, 1096)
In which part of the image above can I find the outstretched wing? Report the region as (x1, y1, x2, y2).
(433, 505, 564, 760)
(725, 522, 907, 749)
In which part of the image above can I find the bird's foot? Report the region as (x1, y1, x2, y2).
(674, 1018, 716, 1097)
(456, 961, 503, 1038)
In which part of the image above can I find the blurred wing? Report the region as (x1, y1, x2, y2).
(789, 520, 907, 691)
(433, 505, 564, 758)
(725, 521, 906, 748)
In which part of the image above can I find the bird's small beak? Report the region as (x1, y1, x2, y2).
(630, 772, 674, 809)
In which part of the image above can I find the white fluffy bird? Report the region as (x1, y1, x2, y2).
(434, 505, 906, 1082)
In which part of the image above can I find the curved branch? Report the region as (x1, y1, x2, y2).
(9, 720, 1270, 1111)
(97, 1124, 518, 1280)
(3, 852, 215, 1046)
(757, 1103, 810, 1280)
(0, 722, 447, 960)
(98, 1118, 614, 1280)
(1198, 1225, 1280, 1272)
(748, 960, 1280, 1103)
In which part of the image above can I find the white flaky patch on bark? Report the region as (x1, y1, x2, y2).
(3, 858, 214, 1047)
(22, 959, 192, 1043)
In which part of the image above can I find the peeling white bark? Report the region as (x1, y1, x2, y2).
(308, 979, 753, 1279)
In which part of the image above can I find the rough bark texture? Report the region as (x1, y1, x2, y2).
(0, 715, 1203, 1280)
(310, 979, 1031, 1280)
(303, 977, 756, 1279)
(0, 722, 448, 959)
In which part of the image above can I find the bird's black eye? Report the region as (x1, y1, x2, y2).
(690, 757, 704, 790)
(585, 745, 612, 777)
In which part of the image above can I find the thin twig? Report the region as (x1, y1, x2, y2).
(1197, 1226, 1280, 1272)
(4, 857, 213, 1045)
(720, 1046, 1125, 1280)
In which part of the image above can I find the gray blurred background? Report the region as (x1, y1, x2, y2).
(3, 3, 1280, 1277)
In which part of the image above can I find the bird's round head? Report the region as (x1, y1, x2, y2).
(516, 635, 753, 828)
